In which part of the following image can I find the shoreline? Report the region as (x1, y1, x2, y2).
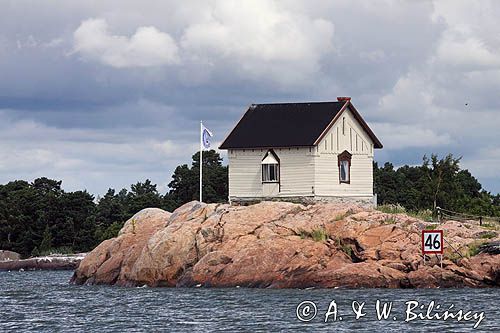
(71, 202, 500, 289)
(0, 254, 85, 271)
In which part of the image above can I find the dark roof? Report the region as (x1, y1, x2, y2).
(219, 101, 383, 149)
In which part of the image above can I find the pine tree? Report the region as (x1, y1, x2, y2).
(39, 224, 53, 254)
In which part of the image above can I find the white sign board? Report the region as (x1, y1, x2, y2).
(421, 230, 444, 254)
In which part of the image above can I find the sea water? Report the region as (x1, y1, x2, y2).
(0, 271, 498, 332)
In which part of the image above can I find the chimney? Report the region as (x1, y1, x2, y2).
(337, 96, 351, 102)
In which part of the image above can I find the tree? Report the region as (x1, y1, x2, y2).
(39, 224, 53, 254)
(167, 150, 228, 207)
(422, 154, 461, 210)
(127, 179, 163, 215)
(374, 153, 498, 216)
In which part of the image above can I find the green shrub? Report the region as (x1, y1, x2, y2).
(425, 224, 438, 230)
(311, 228, 328, 241)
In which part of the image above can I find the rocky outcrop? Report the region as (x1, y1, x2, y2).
(71, 201, 500, 288)
(0, 254, 85, 271)
(73, 208, 171, 285)
(0, 250, 21, 261)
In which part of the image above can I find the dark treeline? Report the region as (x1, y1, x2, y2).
(374, 154, 500, 216)
(0, 150, 227, 257)
(1, 152, 498, 257)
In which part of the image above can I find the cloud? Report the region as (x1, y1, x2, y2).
(1, 1, 500, 194)
(435, 34, 500, 70)
(372, 123, 452, 150)
(73, 18, 179, 68)
(0, 109, 203, 193)
(180, 0, 335, 86)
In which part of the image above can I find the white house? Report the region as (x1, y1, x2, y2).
(219, 97, 383, 205)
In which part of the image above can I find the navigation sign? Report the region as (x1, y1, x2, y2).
(421, 230, 444, 254)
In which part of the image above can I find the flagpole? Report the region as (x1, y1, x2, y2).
(200, 120, 203, 203)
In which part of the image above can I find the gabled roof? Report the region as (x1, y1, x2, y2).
(219, 100, 383, 149)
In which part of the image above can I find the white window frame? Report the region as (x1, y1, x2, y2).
(340, 160, 350, 182)
(338, 150, 351, 184)
(261, 150, 280, 183)
(262, 163, 279, 183)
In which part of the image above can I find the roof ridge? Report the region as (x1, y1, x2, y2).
(251, 101, 343, 106)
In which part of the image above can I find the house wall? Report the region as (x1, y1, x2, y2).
(228, 147, 315, 199)
(314, 107, 374, 198)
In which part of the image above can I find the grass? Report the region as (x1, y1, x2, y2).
(334, 212, 347, 221)
(333, 209, 356, 221)
(334, 237, 353, 257)
(299, 227, 329, 242)
(340, 244, 353, 257)
(377, 204, 406, 214)
(425, 224, 438, 230)
(466, 241, 488, 258)
(478, 231, 497, 239)
(408, 209, 434, 222)
(377, 204, 434, 222)
(446, 251, 463, 264)
(382, 216, 397, 224)
(481, 222, 500, 231)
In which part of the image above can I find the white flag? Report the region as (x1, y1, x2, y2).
(202, 124, 213, 149)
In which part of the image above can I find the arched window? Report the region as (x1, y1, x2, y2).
(338, 150, 351, 184)
(262, 150, 280, 182)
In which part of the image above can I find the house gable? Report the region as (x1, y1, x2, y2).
(314, 101, 382, 149)
(315, 105, 376, 156)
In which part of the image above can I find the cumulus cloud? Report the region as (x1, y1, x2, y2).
(1, 1, 500, 193)
(73, 18, 179, 68)
(435, 34, 500, 70)
(180, 0, 335, 86)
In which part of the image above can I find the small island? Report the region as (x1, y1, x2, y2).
(71, 201, 499, 288)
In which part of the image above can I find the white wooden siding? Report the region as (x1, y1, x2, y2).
(314, 107, 374, 197)
(228, 148, 314, 198)
(314, 154, 373, 196)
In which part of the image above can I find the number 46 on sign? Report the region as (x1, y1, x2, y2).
(421, 230, 443, 254)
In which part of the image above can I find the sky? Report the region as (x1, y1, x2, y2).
(1, 0, 499, 196)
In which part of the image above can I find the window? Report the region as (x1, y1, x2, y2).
(340, 160, 349, 182)
(262, 164, 279, 182)
(338, 150, 352, 184)
(262, 150, 280, 182)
